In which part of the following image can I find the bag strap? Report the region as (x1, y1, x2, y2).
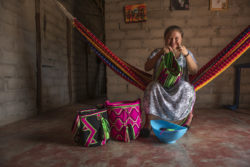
(127, 124, 135, 140)
(105, 99, 141, 107)
(101, 116, 110, 140)
(125, 126, 130, 142)
(98, 114, 110, 143)
(78, 109, 107, 117)
(107, 104, 140, 109)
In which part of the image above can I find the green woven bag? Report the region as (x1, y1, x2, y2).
(155, 52, 182, 89)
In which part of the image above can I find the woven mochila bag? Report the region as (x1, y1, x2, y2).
(105, 99, 142, 142)
(72, 107, 110, 147)
(155, 51, 182, 89)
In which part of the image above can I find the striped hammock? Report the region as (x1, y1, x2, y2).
(55, 1, 250, 126)
(72, 19, 249, 91)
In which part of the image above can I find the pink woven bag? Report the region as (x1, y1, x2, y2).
(105, 99, 142, 142)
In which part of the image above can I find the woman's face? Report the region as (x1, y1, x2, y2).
(165, 30, 182, 49)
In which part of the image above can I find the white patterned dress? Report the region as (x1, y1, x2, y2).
(143, 49, 197, 121)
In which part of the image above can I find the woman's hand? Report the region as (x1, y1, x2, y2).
(163, 47, 170, 54)
(176, 41, 198, 74)
(176, 42, 188, 56)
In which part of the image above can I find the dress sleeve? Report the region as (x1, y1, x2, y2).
(148, 48, 162, 60)
(180, 50, 198, 82)
(188, 50, 197, 64)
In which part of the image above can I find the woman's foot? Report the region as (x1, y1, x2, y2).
(140, 114, 152, 138)
(184, 113, 193, 130)
(183, 125, 190, 130)
(139, 127, 151, 138)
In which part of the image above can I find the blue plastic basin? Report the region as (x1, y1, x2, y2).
(151, 120, 187, 144)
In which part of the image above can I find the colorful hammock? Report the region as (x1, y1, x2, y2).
(55, 1, 250, 125)
(74, 19, 249, 91)
(189, 27, 250, 91)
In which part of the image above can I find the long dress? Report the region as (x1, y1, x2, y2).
(143, 49, 197, 121)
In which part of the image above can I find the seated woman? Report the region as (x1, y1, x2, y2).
(141, 25, 198, 137)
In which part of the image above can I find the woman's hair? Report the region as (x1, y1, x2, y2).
(164, 25, 184, 39)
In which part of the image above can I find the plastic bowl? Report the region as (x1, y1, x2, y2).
(151, 120, 187, 144)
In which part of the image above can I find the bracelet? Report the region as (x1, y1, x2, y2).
(183, 52, 189, 58)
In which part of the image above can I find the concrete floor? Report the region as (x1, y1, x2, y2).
(0, 100, 250, 167)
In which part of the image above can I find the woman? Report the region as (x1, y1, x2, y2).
(141, 25, 198, 137)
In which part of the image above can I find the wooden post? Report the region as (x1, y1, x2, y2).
(85, 44, 89, 97)
(67, 19, 73, 104)
(35, 0, 42, 114)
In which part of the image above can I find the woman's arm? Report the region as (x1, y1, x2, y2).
(176, 43, 198, 75)
(144, 49, 164, 71)
(185, 52, 198, 75)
